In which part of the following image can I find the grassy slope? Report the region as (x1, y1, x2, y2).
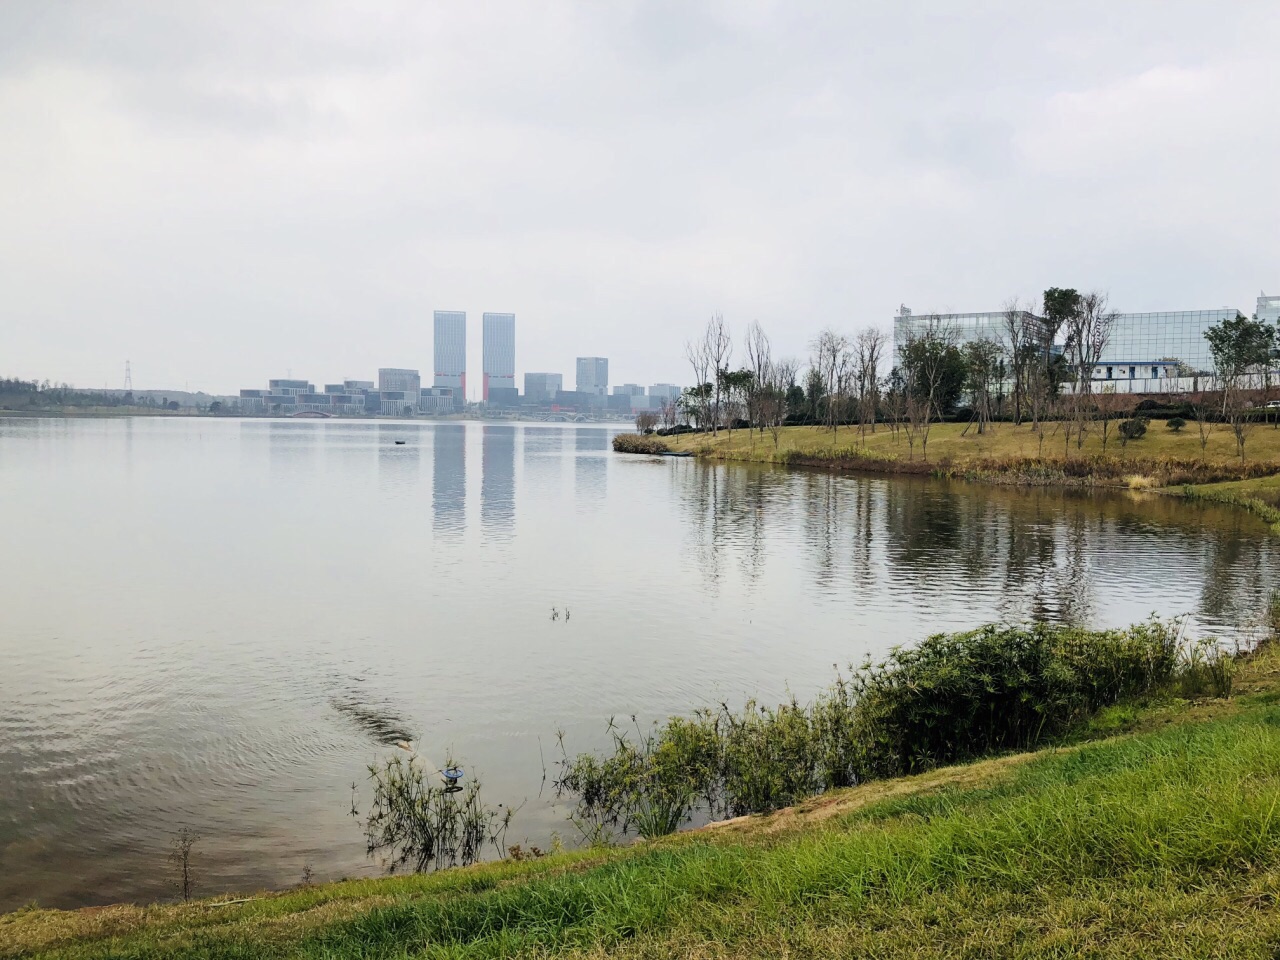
(8, 648, 1280, 959)
(660, 419, 1280, 469)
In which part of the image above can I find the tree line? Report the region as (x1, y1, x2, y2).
(650, 289, 1279, 461)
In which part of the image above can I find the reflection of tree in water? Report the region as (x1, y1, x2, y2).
(670, 460, 1280, 638)
(672, 461, 724, 590)
(1198, 518, 1277, 627)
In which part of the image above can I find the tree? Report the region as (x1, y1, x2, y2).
(635, 410, 659, 433)
(853, 327, 887, 440)
(898, 316, 961, 461)
(1062, 291, 1119, 450)
(1036, 288, 1080, 430)
(1189, 390, 1216, 459)
(811, 329, 852, 434)
(764, 358, 798, 448)
(684, 328, 713, 430)
(961, 338, 1003, 435)
(1205, 313, 1274, 460)
(1000, 298, 1033, 425)
(743, 321, 773, 435)
(718, 368, 754, 437)
(706, 314, 732, 435)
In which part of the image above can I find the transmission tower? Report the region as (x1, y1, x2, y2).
(124, 360, 133, 392)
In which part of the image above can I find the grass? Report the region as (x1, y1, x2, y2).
(8, 644, 1280, 958)
(663, 420, 1280, 471)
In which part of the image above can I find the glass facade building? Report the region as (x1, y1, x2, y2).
(481, 312, 516, 402)
(1259, 294, 1280, 326)
(576, 357, 609, 397)
(1097, 310, 1237, 378)
(892, 306, 1043, 368)
(433, 310, 467, 406)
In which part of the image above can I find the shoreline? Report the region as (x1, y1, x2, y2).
(624, 422, 1280, 533)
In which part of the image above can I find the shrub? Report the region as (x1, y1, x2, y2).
(1119, 418, 1149, 443)
(558, 620, 1187, 833)
(612, 434, 670, 455)
(1167, 417, 1186, 432)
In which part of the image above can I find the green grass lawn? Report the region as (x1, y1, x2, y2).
(8, 649, 1280, 959)
(661, 419, 1280, 468)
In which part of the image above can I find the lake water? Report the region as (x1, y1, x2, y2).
(2, 416, 1277, 911)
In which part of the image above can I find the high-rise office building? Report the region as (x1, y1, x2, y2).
(576, 357, 609, 397)
(482, 312, 516, 403)
(524, 372, 563, 403)
(378, 368, 421, 394)
(433, 311, 466, 407)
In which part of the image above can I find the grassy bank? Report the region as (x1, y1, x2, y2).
(661, 420, 1280, 473)
(7, 635, 1280, 958)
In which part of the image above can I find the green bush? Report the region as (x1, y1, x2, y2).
(1119, 418, 1149, 443)
(558, 620, 1192, 834)
(1167, 417, 1186, 432)
(612, 433, 670, 455)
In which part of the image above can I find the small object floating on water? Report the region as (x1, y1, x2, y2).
(565, 607, 570, 621)
(442, 766, 464, 793)
(550, 606, 559, 621)
(394, 440, 406, 445)
(396, 740, 414, 753)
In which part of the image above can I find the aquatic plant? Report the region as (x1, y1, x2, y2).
(361, 754, 513, 873)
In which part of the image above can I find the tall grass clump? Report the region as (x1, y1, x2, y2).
(612, 434, 670, 455)
(361, 754, 514, 873)
(558, 620, 1194, 836)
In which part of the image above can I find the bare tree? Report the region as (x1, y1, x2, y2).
(659, 396, 681, 430)
(811, 329, 852, 435)
(762, 357, 798, 449)
(744, 321, 772, 438)
(707, 314, 732, 436)
(1190, 390, 1215, 459)
(1063, 291, 1119, 450)
(853, 327, 887, 441)
(635, 410, 658, 433)
(1001, 297, 1032, 425)
(684, 324, 713, 431)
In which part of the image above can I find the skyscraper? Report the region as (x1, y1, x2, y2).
(576, 357, 608, 397)
(482, 312, 516, 403)
(433, 310, 466, 407)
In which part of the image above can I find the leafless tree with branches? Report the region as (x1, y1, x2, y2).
(853, 327, 887, 441)
(1063, 291, 1119, 450)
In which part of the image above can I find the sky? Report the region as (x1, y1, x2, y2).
(2, 1, 1278, 396)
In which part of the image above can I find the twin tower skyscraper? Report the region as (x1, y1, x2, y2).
(433, 310, 515, 404)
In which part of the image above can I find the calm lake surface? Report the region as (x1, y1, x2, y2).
(2, 416, 1277, 910)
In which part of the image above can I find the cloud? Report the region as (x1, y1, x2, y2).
(0, 1, 1278, 391)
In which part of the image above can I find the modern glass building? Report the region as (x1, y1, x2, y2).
(481, 312, 516, 403)
(576, 357, 609, 397)
(433, 310, 467, 407)
(1095, 310, 1237, 379)
(524, 372, 563, 404)
(892, 306, 1043, 368)
(893, 303, 1246, 384)
(1259, 293, 1280, 326)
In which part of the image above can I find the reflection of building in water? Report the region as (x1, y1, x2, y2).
(432, 424, 466, 535)
(574, 428, 608, 502)
(481, 425, 516, 535)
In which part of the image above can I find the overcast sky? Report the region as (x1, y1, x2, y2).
(2, 2, 1278, 395)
